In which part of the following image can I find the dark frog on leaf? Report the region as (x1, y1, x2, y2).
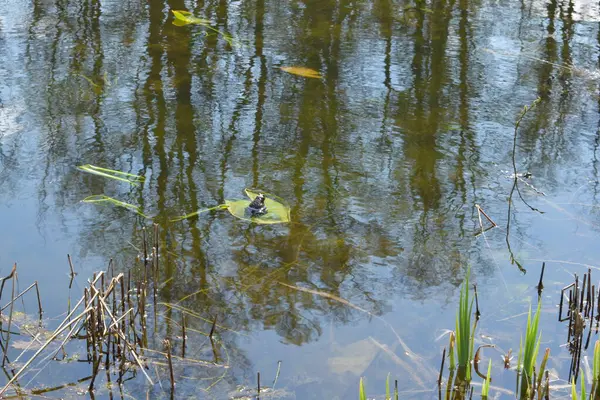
(246, 193, 267, 216)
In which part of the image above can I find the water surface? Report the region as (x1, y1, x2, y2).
(1, 0, 600, 398)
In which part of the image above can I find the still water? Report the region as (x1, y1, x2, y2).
(1, 0, 600, 398)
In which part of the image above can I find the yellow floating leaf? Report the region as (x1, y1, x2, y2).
(224, 189, 290, 224)
(172, 10, 210, 26)
(280, 66, 322, 79)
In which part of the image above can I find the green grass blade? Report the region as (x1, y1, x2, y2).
(386, 373, 390, 400)
(593, 341, 600, 398)
(536, 348, 550, 391)
(77, 164, 144, 185)
(455, 266, 473, 379)
(522, 300, 542, 381)
(359, 377, 367, 400)
(581, 368, 586, 400)
(448, 331, 455, 370)
(572, 377, 578, 400)
(482, 359, 492, 397)
(517, 336, 523, 373)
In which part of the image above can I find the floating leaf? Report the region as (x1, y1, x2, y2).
(223, 189, 290, 224)
(172, 10, 237, 46)
(280, 66, 322, 79)
(172, 10, 210, 26)
(82, 195, 149, 218)
(170, 190, 290, 224)
(77, 165, 144, 185)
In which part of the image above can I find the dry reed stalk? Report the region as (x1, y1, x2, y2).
(0, 303, 95, 396)
(181, 315, 186, 358)
(165, 339, 175, 392)
(94, 287, 154, 385)
(438, 347, 446, 386)
(3, 266, 17, 368)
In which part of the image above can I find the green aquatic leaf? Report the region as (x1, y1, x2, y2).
(244, 189, 290, 224)
(82, 195, 149, 218)
(170, 190, 290, 224)
(77, 164, 144, 185)
(172, 10, 238, 46)
(172, 10, 210, 26)
(223, 190, 290, 225)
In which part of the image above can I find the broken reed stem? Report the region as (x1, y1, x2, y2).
(0, 264, 17, 303)
(93, 283, 154, 385)
(3, 268, 17, 368)
(165, 339, 175, 392)
(0, 226, 168, 395)
(257, 371, 261, 399)
(0, 302, 96, 396)
(34, 282, 43, 321)
(438, 347, 446, 386)
(475, 204, 497, 227)
(537, 262, 545, 296)
(473, 284, 481, 320)
(0, 282, 40, 313)
(67, 254, 76, 277)
(209, 315, 218, 339)
(181, 315, 186, 358)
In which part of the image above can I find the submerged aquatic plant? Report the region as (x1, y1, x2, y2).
(280, 66, 322, 79)
(82, 195, 149, 218)
(171, 10, 237, 46)
(77, 164, 144, 185)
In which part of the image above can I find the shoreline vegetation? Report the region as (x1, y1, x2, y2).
(360, 266, 600, 400)
(0, 228, 598, 399)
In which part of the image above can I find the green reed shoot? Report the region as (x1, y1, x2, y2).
(455, 268, 474, 379)
(591, 340, 600, 399)
(386, 373, 390, 400)
(535, 348, 550, 394)
(359, 377, 367, 400)
(521, 300, 542, 382)
(448, 331, 455, 371)
(481, 359, 492, 398)
(571, 370, 586, 400)
(581, 369, 586, 400)
(77, 164, 144, 185)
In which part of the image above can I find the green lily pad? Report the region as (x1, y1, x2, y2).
(170, 189, 290, 224)
(225, 189, 290, 224)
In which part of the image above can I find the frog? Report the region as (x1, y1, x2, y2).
(247, 193, 267, 215)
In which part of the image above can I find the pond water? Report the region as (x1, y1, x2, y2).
(1, 0, 600, 398)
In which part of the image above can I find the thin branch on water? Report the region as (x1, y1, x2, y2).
(506, 98, 542, 273)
